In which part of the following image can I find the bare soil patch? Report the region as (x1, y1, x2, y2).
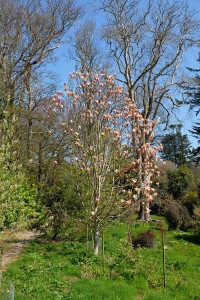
(0, 229, 40, 271)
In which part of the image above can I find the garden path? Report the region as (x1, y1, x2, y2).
(0, 230, 40, 271)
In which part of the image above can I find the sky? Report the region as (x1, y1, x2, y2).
(177, 0, 200, 148)
(47, 0, 200, 148)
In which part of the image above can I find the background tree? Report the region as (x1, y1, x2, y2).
(99, 0, 199, 124)
(185, 52, 200, 163)
(190, 124, 200, 163)
(91, 0, 199, 220)
(68, 20, 110, 74)
(150, 162, 197, 230)
(187, 53, 200, 113)
(0, 0, 83, 109)
(0, 0, 83, 230)
(167, 166, 195, 200)
(160, 124, 192, 166)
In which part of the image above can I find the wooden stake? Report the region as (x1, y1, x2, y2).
(85, 223, 89, 274)
(102, 227, 105, 273)
(162, 231, 166, 287)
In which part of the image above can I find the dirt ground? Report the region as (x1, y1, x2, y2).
(0, 229, 40, 271)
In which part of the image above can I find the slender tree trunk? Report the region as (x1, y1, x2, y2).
(25, 68, 33, 160)
(94, 219, 99, 256)
(93, 171, 101, 256)
(37, 142, 43, 196)
(139, 201, 150, 221)
(139, 201, 145, 221)
(144, 202, 150, 221)
(27, 118, 33, 160)
(139, 171, 152, 221)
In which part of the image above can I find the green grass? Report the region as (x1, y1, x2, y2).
(2, 219, 200, 300)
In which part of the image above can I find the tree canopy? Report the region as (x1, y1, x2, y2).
(160, 125, 192, 166)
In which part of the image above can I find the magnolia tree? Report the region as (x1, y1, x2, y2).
(119, 101, 162, 221)
(52, 72, 161, 255)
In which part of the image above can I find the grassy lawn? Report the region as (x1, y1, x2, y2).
(2, 219, 200, 300)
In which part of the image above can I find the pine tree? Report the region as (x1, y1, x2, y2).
(190, 123, 200, 163)
(160, 125, 192, 166)
(186, 53, 200, 163)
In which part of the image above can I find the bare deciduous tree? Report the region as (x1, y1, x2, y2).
(0, 0, 83, 108)
(99, 0, 200, 124)
(68, 20, 111, 74)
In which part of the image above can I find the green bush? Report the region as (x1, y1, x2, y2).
(40, 164, 91, 239)
(167, 166, 195, 200)
(182, 191, 200, 215)
(193, 206, 200, 231)
(0, 173, 40, 229)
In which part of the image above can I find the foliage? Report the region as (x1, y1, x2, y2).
(185, 52, 200, 162)
(182, 191, 200, 215)
(0, 116, 40, 229)
(150, 163, 174, 216)
(193, 206, 200, 231)
(160, 125, 192, 166)
(0, 162, 41, 229)
(167, 166, 195, 200)
(40, 162, 89, 239)
(191, 144, 200, 164)
(151, 164, 199, 229)
(1, 180, 41, 229)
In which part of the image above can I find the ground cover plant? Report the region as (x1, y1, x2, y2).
(2, 218, 200, 300)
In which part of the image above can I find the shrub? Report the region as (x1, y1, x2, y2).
(182, 191, 200, 215)
(193, 206, 200, 231)
(132, 230, 156, 248)
(167, 167, 195, 200)
(164, 202, 191, 230)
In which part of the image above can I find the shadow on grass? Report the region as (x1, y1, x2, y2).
(175, 232, 200, 245)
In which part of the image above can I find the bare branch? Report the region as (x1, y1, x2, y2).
(100, 0, 200, 121)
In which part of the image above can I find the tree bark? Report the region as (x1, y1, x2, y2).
(94, 219, 99, 256)
(139, 201, 150, 221)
